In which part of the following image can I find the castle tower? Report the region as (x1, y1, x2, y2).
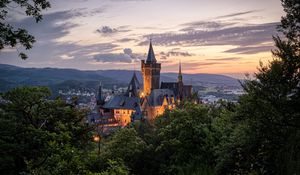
(141, 40, 161, 96)
(97, 82, 104, 105)
(178, 60, 184, 100)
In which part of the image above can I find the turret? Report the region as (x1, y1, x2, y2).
(141, 40, 161, 96)
(178, 61, 184, 101)
(178, 60, 183, 83)
(126, 71, 141, 97)
(97, 82, 104, 105)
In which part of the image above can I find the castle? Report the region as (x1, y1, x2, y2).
(95, 41, 192, 128)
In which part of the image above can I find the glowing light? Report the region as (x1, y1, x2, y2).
(93, 135, 100, 142)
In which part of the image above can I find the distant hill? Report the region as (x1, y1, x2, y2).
(0, 64, 240, 93)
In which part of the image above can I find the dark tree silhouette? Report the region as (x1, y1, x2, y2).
(0, 0, 50, 59)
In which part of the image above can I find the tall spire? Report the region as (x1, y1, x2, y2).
(97, 81, 104, 105)
(146, 38, 157, 63)
(178, 60, 183, 82)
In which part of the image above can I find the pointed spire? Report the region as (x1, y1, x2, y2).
(178, 60, 183, 82)
(146, 38, 157, 63)
(179, 59, 182, 75)
(126, 71, 141, 97)
(97, 81, 104, 105)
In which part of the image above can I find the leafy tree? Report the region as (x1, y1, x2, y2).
(0, 0, 51, 59)
(0, 86, 93, 174)
(100, 127, 147, 175)
(216, 0, 300, 174)
(153, 102, 217, 175)
(279, 0, 300, 48)
(96, 159, 129, 175)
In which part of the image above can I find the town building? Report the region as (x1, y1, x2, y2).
(95, 40, 193, 128)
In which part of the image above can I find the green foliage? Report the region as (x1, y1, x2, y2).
(0, 86, 93, 174)
(100, 127, 147, 174)
(96, 159, 129, 175)
(151, 103, 217, 174)
(215, 1, 300, 174)
(0, 0, 51, 59)
(279, 0, 300, 48)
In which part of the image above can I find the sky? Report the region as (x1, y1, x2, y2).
(0, 0, 284, 78)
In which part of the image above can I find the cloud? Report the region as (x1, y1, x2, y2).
(60, 54, 74, 60)
(163, 61, 228, 70)
(139, 22, 279, 54)
(96, 26, 131, 36)
(123, 48, 133, 55)
(123, 48, 145, 61)
(93, 48, 144, 63)
(117, 38, 138, 43)
(224, 45, 274, 54)
(215, 10, 259, 19)
(2, 9, 121, 68)
(206, 57, 241, 61)
(10, 10, 81, 41)
(94, 53, 132, 63)
(159, 50, 194, 60)
(180, 21, 236, 31)
(96, 26, 118, 34)
(110, 0, 151, 1)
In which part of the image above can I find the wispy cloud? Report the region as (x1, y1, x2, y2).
(224, 45, 274, 54)
(96, 25, 131, 36)
(93, 48, 144, 63)
(139, 22, 279, 54)
(117, 38, 138, 43)
(215, 10, 260, 19)
(96, 26, 118, 34)
(206, 57, 241, 61)
(94, 53, 132, 63)
(180, 21, 236, 31)
(159, 50, 194, 60)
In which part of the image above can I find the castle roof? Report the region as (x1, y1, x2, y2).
(146, 89, 174, 106)
(125, 72, 141, 97)
(146, 40, 157, 63)
(103, 95, 140, 110)
(161, 82, 193, 98)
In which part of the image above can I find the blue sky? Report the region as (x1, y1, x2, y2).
(0, 0, 284, 77)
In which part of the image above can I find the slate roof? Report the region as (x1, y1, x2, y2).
(103, 95, 140, 110)
(146, 41, 157, 63)
(125, 72, 141, 97)
(161, 82, 179, 95)
(103, 94, 142, 117)
(146, 89, 175, 106)
(161, 82, 193, 99)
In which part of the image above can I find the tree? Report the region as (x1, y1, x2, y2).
(216, 0, 300, 174)
(279, 0, 300, 48)
(153, 103, 217, 175)
(0, 87, 93, 174)
(99, 128, 147, 175)
(0, 0, 51, 59)
(97, 159, 129, 175)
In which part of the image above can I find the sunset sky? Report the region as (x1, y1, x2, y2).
(0, 0, 284, 78)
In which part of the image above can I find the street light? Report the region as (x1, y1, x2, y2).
(93, 135, 101, 154)
(93, 135, 100, 142)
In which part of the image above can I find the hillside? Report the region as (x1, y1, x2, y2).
(0, 64, 240, 93)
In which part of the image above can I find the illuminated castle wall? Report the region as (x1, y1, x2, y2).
(141, 41, 161, 96)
